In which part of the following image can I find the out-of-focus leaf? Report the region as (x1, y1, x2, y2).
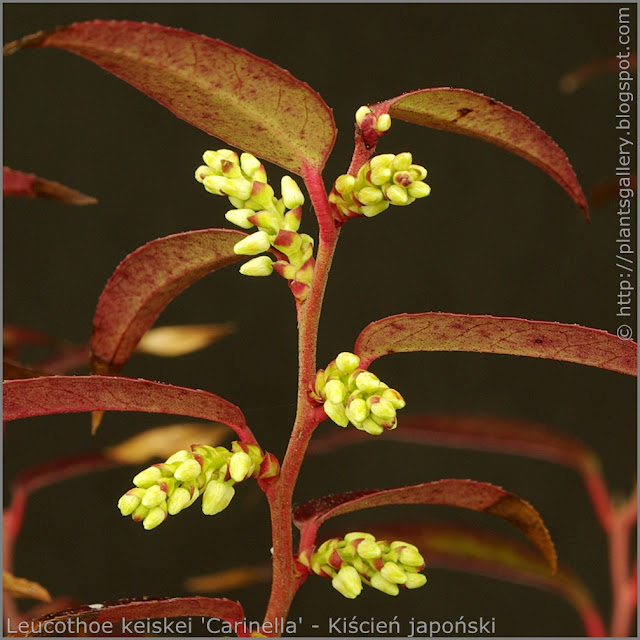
(135, 323, 235, 357)
(3, 325, 57, 350)
(589, 175, 637, 210)
(293, 479, 556, 572)
(3, 167, 97, 205)
(90, 229, 245, 376)
(3, 376, 255, 442)
(368, 521, 605, 637)
(184, 565, 272, 594)
(6, 596, 244, 637)
(105, 422, 230, 464)
(3, 359, 48, 380)
(309, 413, 595, 472)
(355, 312, 637, 376)
(560, 52, 637, 93)
(5, 21, 336, 175)
(3, 572, 51, 602)
(371, 88, 587, 216)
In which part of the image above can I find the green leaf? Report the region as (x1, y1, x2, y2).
(5, 21, 336, 175)
(371, 88, 587, 216)
(355, 312, 637, 376)
(293, 479, 557, 572)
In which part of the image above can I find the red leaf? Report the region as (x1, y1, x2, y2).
(293, 479, 557, 572)
(2, 376, 255, 441)
(355, 312, 637, 376)
(90, 229, 245, 376)
(3, 167, 97, 205)
(560, 53, 637, 93)
(368, 521, 604, 636)
(5, 21, 336, 175)
(5, 596, 244, 637)
(309, 413, 595, 472)
(371, 89, 587, 216)
(3, 359, 48, 380)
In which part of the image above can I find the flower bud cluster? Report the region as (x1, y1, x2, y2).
(195, 149, 314, 301)
(310, 352, 405, 435)
(297, 532, 427, 599)
(117, 441, 279, 530)
(329, 152, 431, 220)
(355, 105, 392, 134)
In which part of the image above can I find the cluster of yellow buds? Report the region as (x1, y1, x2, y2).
(329, 152, 431, 220)
(195, 149, 314, 301)
(117, 441, 279, 530)
(297, 532, 427, 599)
(310, 352, 405, 435)
(355, 105, 392, 135)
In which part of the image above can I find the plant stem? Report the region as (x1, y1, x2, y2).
(262, 167, 340, 632)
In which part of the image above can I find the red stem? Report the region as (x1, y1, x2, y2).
(262, 167, 340, 631)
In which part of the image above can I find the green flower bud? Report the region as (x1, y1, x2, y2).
(391, 152, 413, 172)
(167, 487, 192, 515)
(131, 504, 150, 522)
(332, 565, 363, 599)
(361, 417, 385, 436)
(408, 181, 431, 198)
(355, 371, 381, 394)
(174, 458, 202, 483)
(240, 152, 262, 178)
(355, 186, 384, 205)
(369, 166, 392, 186)
(247, 210, 282, 234)
(281, 176, 305, 209)
(355, 106, 371, 125)
(375, 114, 392, 132)
(118, 488, 145, 516)
(335, 352, 360, 375)
(346, 397, 368, 425)
(202, 150, 223, 171)
(357, 539, 382, 559)
(361, 201, 390, 217)
(143, 505, 167, 530)
(381, 388, 406, 409)
(225, 209, 255, 230)
(165, 450, 192, 465)
(334, 174, 356, 196)
(370, 398, 397, 421)
(370, 572, 399, 596)
(399, 545, 425, 567)
(195, 165, 215, 183)
(324, 399, 349, 427)
(216, 149, 240, 163)
(248, 181, 276, 210)
(385, 184, 410, 206)
(240, 256, 274, 277)
(344, 532, 376, 544)
(141, 484, 168, 509)
(380, 561, 407, 584)
(233, 231, 271, 256)
(202, 480, 235, 515)
(405, 572, 427, 589)
(283, 206, 302, 232)
(370, 154, 395, 170)
(133, 466, 162, 489)
(408, 164, 428, 181)
(229, 451, 254, 482)
(393, 171, 414, 188)
(324, 379, 347, 404)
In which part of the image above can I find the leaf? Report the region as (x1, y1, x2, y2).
(3, 359, 48, 380)
(105, 422, 230, 464)
(293, 479, 557, 572)
(5, 21, 336, 175)
(3, 572, 51, 602)
(3, 167, 97, 205)
(6, 596, 244, 637)
(355, 312, 637, 376)
(372, 89, 587, 216)
(90, 229, 245, 376)
(560, 53, 637, 93)
(184, 565, 272, 594)
(367, 521, 604, 636)
(2, 375, 255, 441)
(309, 413, 595, 473)
(135, 323, 235, 357)
(3, 325, 59, 350)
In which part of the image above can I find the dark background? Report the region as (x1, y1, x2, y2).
(3, 3, 636, 636)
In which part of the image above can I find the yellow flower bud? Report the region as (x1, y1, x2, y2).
(229, 451, 254, 482)
(335, 352, 360, 374)
(281, 175, 305, 209)
(374, 114, 392, 132)
(141, 484, 168, 509)
(361, 201, 390, 217)
(239, 256, 274, 277)
(202, 480, 235, 515)
(225, 209, 255, 230)
(132, 466, 162, 489)
(167, 487, 192, 515)
(174, 458, 202, 483)
(323, 399, 349, 427)
(380, 561, 407, 584)
(408, 181, 431, 198)
(233, 231, 271, 256)
(371, 572, 399, 596)
(405, 572, 427, 589)
(240, 152, 262, 178)
(332, 565, 363, 599)
(324, 379, 347, 404)
(355, 105, 371, 125)
(143, 505, 167, 531)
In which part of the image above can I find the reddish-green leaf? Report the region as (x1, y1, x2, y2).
(91, 229, 245, 376)
(3, 376, 255, 442)
(355, 312, 637, 376)
(3, 167, 97, 205)
(369, 522, 604, 637)
(293, 479, 557, 572)
(371, 89, 587, 216)
(6, 596, 244, 637)
(309, 413, 595, 472)
(5, 21, 336, 175)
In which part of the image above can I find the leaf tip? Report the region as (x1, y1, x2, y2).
(91, 410, 104, 434)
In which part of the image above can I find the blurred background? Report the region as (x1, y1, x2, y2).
(3, 3, 636, 636)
